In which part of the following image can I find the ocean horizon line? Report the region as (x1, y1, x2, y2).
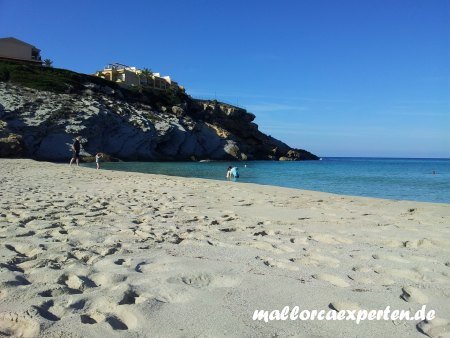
(322, 156, 450, 160)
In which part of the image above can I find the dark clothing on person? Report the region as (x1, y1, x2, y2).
(72, 140, 80, 158)
(73, 140, 80, 152)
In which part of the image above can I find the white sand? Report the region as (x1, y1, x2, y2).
(0, 159, 449, 337)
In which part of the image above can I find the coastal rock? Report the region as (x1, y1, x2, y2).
(0, 62, 319, 161)
(0, 121, 24, 157)
(0, 133, 23, 157)
(171, 105, 185, 117)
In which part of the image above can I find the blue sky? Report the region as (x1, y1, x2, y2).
(1, 0, 449, 157)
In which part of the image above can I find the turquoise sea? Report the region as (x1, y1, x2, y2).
(85, 158, 450, 203)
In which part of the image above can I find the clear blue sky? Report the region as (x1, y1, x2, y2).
(1, 0, 449, 157)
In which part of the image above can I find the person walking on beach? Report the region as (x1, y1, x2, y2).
(95, 152, 104, 170)
(69, 136, 82, 166)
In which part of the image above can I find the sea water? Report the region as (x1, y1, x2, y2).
(85, 158, 450, 203)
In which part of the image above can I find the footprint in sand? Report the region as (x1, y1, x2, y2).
(0, 312, 40, 338)
(89, 272, 128, 288)
(400, 286, 429, 303)
(417, 317, 450, 338)
(118, 289, 147, 305)
(57, 273, 97, 293)
(114, 258, 132, 267)
(166, 273, 212, 289)
(294, 253, 340, 268)
(80, 314, 97, 324)
(219, 227, 237, 233)
(376, 268, 425, 283)
(371, 253, 410, 264)
(80, 308, 137, 331)
(312, 273, 350, 287)
(258, 256, 299, 271)
(245, 241, 287, 254)
(104, 315, 129, 330)
(168, 272, 240, 289)
(5, 275, 32, 286)
(329, 301, 361, 312)
(70, 249, 94, 264)
(32, 300, 62, 322)
(403, 238, 439, 249)
(307, 233, 353, 245)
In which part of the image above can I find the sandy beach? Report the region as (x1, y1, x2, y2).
(0, 159, 449, 337)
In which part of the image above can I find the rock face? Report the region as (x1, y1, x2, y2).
(0, 64, 318, 162)
(0, 120, 23, 157)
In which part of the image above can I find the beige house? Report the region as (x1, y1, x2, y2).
(96, 63, 140, 86)
(95, 63, 184, 92)
(0, 37, 42, 64)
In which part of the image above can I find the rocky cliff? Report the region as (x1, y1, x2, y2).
(0, 61, 319, 161)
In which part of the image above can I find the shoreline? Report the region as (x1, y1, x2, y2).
(1, 159, 449, 337)
(80, 160, 450, 205)
(91, 166, 447, 206)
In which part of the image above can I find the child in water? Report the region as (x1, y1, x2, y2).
(226, 166, 232, 178)
(95, 153, 104, 169)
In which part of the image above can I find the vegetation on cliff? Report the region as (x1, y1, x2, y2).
(0, 60, 186, 107)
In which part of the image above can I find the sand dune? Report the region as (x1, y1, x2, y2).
(0, 159, 449, 337)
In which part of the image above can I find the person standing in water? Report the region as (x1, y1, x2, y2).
(95, 152, 104, 170)
(69, 136, 82, 166)
(230, 167, 239, 178)
(226, 166, 232, 178)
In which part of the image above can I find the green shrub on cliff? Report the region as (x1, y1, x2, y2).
(0, 60, 188, 108)
(0, 60, 101, 92)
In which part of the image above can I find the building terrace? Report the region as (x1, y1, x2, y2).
(95, 63, 184, 92)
